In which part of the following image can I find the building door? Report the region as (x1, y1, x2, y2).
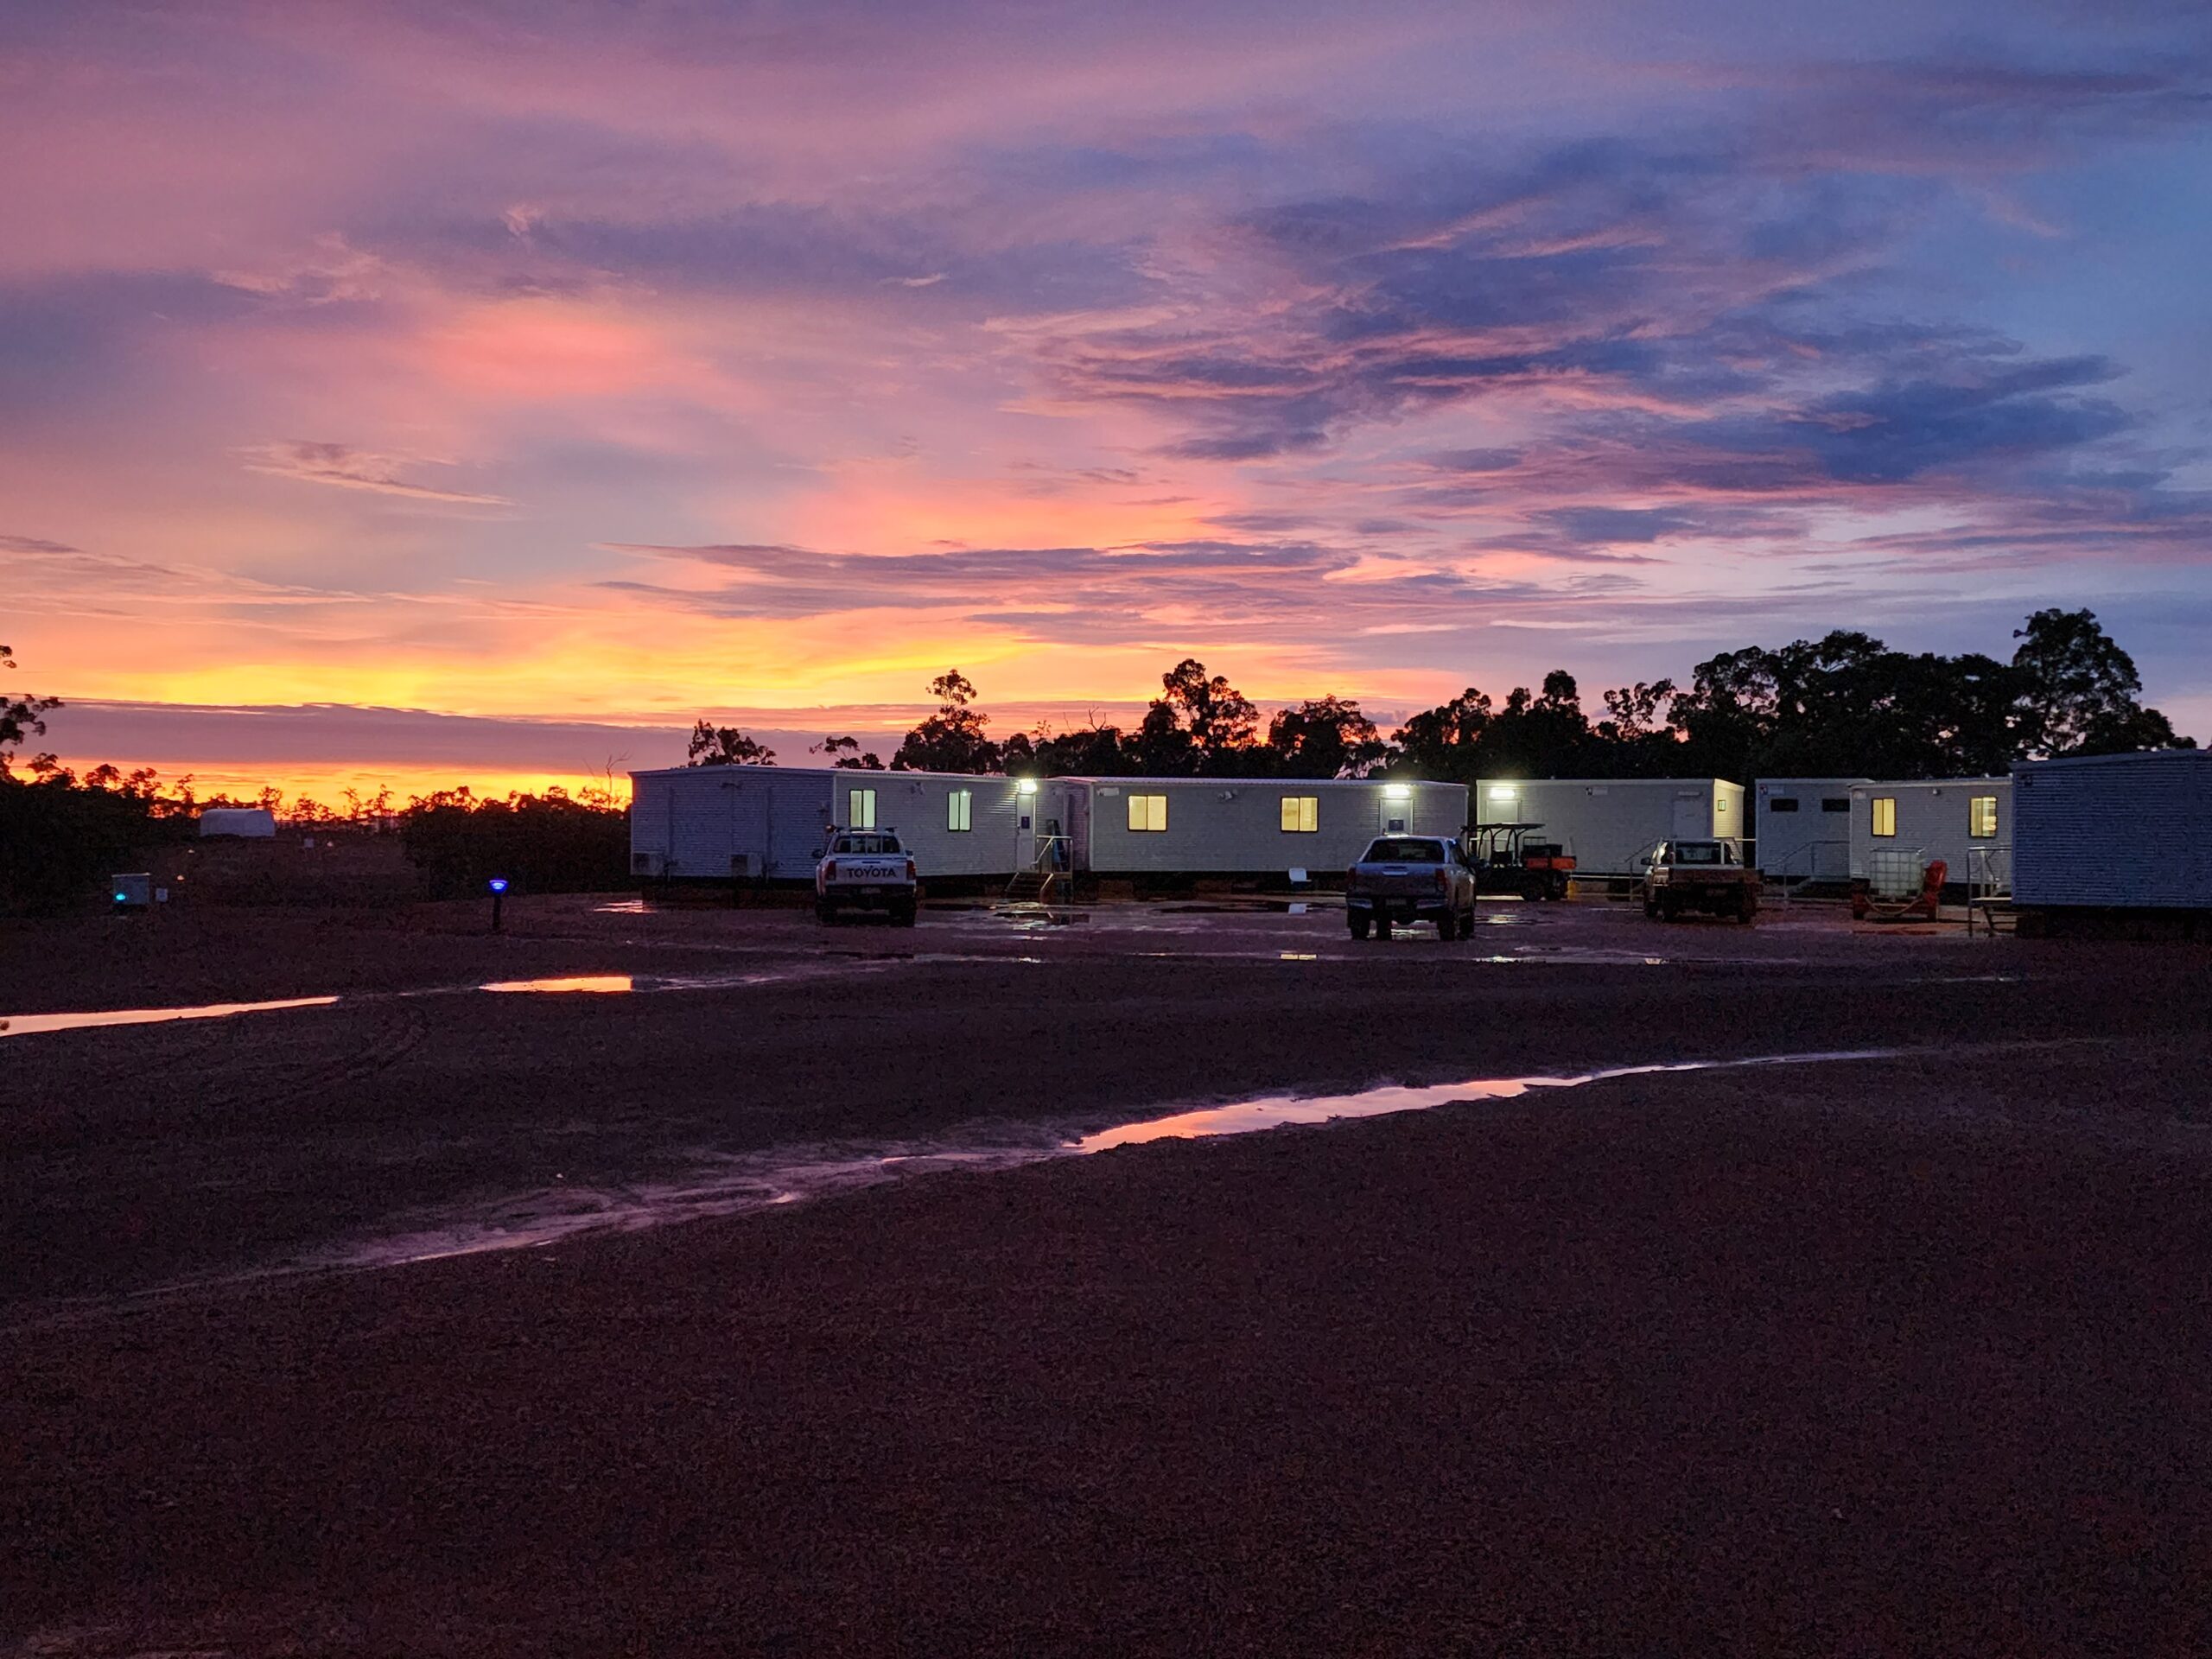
(1672, 792, 1708, 841)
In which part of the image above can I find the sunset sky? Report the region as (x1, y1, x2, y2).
(6, 0, 2209, 800)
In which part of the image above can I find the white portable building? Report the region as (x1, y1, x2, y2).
(1847, 779, 2012, 888)
(629, 766, 1028, 880)
(2014, 750, 2212, 912)
(197, 806, 277, 838)
(1472, 779, 1745, 876)
(1063, 777, 1466, 876)
(1752, 779, 1866, 881)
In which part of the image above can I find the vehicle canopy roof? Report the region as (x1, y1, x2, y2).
(1665, 839, 1737, 864)
(830, 830, 905, 854)
(1362, 835, 1452, 862)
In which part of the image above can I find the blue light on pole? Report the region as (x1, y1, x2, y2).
(488, 877, 510, 893)
(488, 875, 509, 931)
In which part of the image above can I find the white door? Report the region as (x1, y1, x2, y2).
(1672, 794, 1708, 840)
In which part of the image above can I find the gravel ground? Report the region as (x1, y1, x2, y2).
(4, 899, 2210, 1654)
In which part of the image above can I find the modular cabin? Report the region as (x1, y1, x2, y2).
(2013, 750, 2212, 929)
(1059, 777, 1466, 878)
(629, 765, 1030, 882)
(1847, 779, 2012, 892)
(1472, 779, 1745, 877)
(1752, 779, 1866, 883)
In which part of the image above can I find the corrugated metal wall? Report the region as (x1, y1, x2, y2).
(2015, 753, 2212, 908)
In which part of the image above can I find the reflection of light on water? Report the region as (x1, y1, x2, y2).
(479, 975, 634, 995)
(1279, 952, 1319, 961)
(315, 1048, 1906, 1274)
(1075, 1050, 1902, 1152)
(0, 996, 339, 1039)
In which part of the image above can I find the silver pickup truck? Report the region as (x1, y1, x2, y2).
(815, 830, 918, 925)
(1345, 834, 1478, 941)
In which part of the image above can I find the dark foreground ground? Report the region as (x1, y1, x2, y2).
(5, 897, 2211, 1654)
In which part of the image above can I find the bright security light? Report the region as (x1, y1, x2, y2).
(1382, 784, 1413, 801)
(1016, 779, 1039, 794)
(487, 877, 510, 893)
(1488, 785, 1517, 800)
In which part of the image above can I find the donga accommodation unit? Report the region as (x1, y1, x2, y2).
(2013, 750, 2212, 931)
(1473, 779, 1745, 876)
(629, 766, 1030, 882)
(1059, 776, 1466, 878)
(1752, 779, 1866, 883)
(1847, 778, 2012, 892)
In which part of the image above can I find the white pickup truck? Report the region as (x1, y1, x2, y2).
(815, 830, 918, 925)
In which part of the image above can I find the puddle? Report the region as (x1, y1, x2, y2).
(1075, 1050, 1897, 1150)
(309, 1046, 1906, 1274)
(480, 975, 636, 994)
(0, 995, 338, 1039)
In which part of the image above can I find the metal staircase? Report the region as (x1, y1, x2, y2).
(1003, 835, 1071, 904)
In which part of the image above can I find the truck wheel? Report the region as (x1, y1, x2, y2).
(1521, 876, 1545, 902)
(815, 900, 837, 924)
(1736, 894, 1757, 924)
(1436, 910, 1457, 942)
(1643, 896, 1660, 919)
(1349, 914, 1371, 941)
(893, 900, 918, 926)
(1376, 916, 1393, 940)
(1459, 904, 1477, 940)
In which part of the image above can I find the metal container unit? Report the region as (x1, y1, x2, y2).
(2014, 751, 2212, 911)
(196, 806, 278, 839)
(1064, 778, 1468, 876)
(629, 766, 1027, 881)
(1847, 779, 2012, 887)
(1472, 779, 1746, 876)
(1752, 779, 1867, 882)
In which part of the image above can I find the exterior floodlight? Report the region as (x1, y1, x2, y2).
(1382, 784, 1414, 801)
(1488, 785, 1517, 801)
(1016, 778, 1039, 794)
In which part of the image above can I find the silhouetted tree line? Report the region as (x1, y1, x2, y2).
(689, 608, 2190, 789)
(397, 788, 631, 899)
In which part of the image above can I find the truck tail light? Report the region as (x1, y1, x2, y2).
(823, 860, 836, 879)
(906, 859, 917, 880)
(1435, 869, 1449, 893)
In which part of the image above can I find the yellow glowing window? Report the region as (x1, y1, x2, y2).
(1870, 797, 1896, 838)
(849, 788, 877, 830)
(1969, 796, 1998, 838)
(1280, 796, 1319, 833)
(1128, 793, 1168, 832)
(947, 789, 972, 832)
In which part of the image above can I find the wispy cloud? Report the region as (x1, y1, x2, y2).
(239, 442, 512, 506)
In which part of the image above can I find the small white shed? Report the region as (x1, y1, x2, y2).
(197, 807, 277, 838)
(1473, 779, 1745, 875)
(1752, 779, 1866, 881)
(1847, 778, 2012, 888)
(2014, 750, 2212, 912)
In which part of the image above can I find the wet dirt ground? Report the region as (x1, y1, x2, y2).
(5, 894, 2211, 1654)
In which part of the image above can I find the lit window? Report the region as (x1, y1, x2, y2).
(1870, 797, 1896, 837)
(1969, 795, 1998, 838)
(1280, 795, 1318, 833)
(948, 789, 972, 832)
(1128, 793, 1168, 832)
(1767, 797, 1800, 813)
(849, 788, 877, 830)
